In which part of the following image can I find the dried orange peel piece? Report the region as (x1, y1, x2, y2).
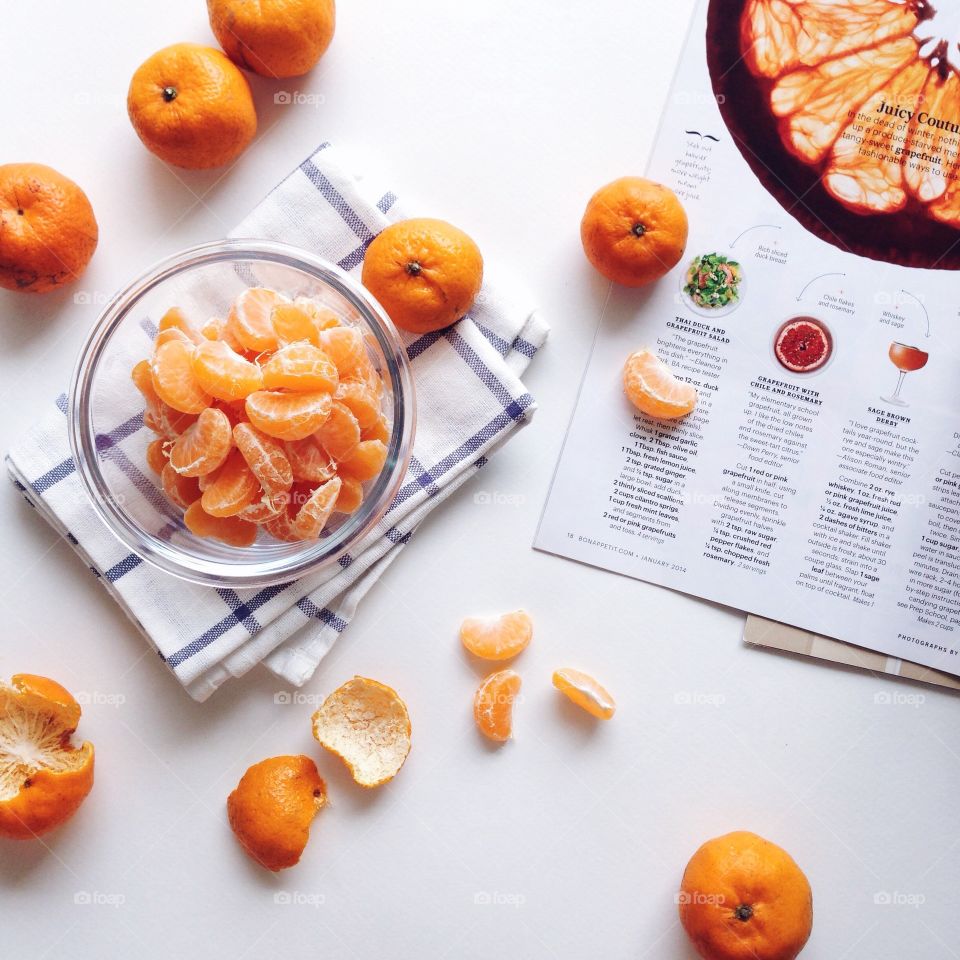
(0, 674, 95, 839)
(227, 755, 326, 872)
(552, 668, 616, 720)
(473, 669, 521, 742)
(311, 677, 411, 788)
(460, 610, 532, 661)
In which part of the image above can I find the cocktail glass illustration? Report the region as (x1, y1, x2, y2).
(881, 341, 928, 407)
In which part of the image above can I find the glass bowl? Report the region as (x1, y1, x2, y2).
(68, 239, 415, 587)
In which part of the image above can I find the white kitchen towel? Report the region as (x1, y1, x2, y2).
(6, 141, 548, 701)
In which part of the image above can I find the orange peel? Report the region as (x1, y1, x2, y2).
(226, 755, 326, 872)
(0, 674, 95, 839)
(311, 677, 411, 788)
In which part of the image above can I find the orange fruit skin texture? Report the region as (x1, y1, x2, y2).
(473, 669, 521, 743)
(0, 163, 98, 293)
(127, 43, 257, 170)
(581, 177, 688, 287)
(226, 755, 326, 872)
(0, 675, 95, 840)
(361, 218, 484, 334)
(679, 831, 813, 960)
(208, 0, 336, 79)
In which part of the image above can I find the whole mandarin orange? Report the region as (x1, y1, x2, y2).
(208, 0, 336, 78)
(227, 755, 327, 871)
(679, 831, 813, 960)
(0, 674, 95, 839)
(127, 43, 257, 170)
(0, 163, 98, 294)
(361, 218, 484, 334)
(581, 176, 688, 286)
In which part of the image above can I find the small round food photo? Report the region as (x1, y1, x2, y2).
(772, 315, 834, 376)
(680, 251, 744, 317)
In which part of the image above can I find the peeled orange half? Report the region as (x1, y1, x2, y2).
(0, 675, 95, 839)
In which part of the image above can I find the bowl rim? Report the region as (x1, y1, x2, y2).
(68, 238, 416, 588)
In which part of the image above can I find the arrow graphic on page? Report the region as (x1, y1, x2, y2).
(796, 272, 845, 303)
(899, 289, 931, 338)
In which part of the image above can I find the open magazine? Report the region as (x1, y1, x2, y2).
(536, 0, 960, 678)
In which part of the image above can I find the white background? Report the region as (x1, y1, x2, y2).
(1, 2, 958, 958)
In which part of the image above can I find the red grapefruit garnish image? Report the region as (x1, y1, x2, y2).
(707, 0, 960, 269)
(773, 316, 833, 374)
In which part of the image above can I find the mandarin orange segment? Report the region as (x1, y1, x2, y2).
(311, 677, 412, 788)
(233, 422, 293, 495)
(334, 475, 364, 515)
(361, 415, 390, 444)
(227, 287, 288, 352)
(151, 339, 213, 414)
(473, 670, 521, 743)
(168, 407, 233, 477)
(192, 339, 264, 401)
(238, 490, 290, 523)
(245, 390, 333, 441)
(337, 439, 388, 482)
(272, 302, 322, 346)
(264, 501, 306, 542)
(0, 675, 95, 839)
(334, 381, 381, 430)
(623, 348, 697, 420)
(145, 401, 199, 439)
(316, 400, 361, 461)
(158, 306, 202, 343)
(183, 499, 258, 546)
(552, 668, 616, 720)
(132, 358, 161, 415)
(201, 449, 261, 517)
(460, 611, 532, 661)
(226, 755, 327, 873)
(261, 342, 339, 392)
(285, 435, 337, 485)
(145, 438, 169, 474)
(292, 297, 343, 331)
(154, 326, 193, 348)
(294, 476, 342, 539)
(161, 462, 202, 509)
(318, 326, 367, 377)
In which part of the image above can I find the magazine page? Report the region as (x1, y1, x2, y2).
(536, 0, 960, 676)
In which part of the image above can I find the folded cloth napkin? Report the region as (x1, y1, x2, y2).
(6, 142, 548, 701)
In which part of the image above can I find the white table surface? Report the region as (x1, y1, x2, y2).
(2, 2, 958, 957)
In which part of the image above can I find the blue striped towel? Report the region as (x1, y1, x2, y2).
(5, 142, 548, 701)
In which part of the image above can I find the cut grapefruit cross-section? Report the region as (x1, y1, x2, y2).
(708, 0, 960, 268)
